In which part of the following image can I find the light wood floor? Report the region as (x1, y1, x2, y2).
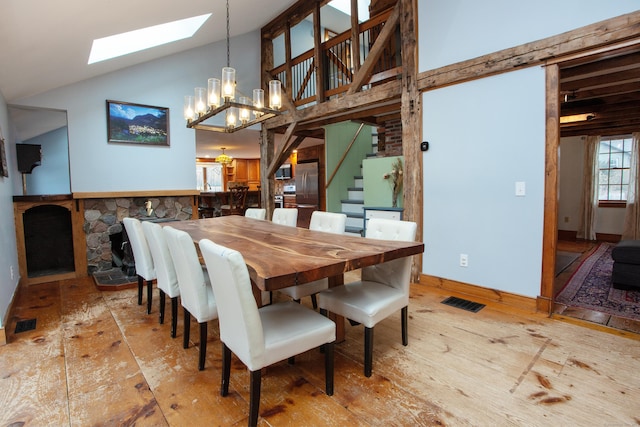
(2, 275, 639, 426)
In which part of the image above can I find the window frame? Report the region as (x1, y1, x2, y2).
(597, 134, 632, 208)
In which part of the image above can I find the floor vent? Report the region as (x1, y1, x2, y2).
(441, 296, 485, 313)
(15, 318, 37, 333)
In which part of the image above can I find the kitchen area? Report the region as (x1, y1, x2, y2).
(274, 144, 325, 228)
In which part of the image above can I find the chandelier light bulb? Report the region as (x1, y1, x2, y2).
(222, 67, 236, 100)
(184, 95, 195, 121)
(253, 89, 264, 117)
(269, 80, 282, 109)
(239, 97, 250, 124)
(226, 107, 237, 129)
(208, 78, 221, 108)
(194, 87, 207, 115)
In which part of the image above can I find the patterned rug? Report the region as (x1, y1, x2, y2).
(555, 243, 640, 321)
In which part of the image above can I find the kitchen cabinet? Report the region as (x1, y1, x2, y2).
(226, 159, 261, 190)
(284, 195, 296, 208)
(296, 145, 320, 163)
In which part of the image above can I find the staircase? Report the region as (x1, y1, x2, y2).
(342, 176, 365, 236)
(340, 136, 378, 237)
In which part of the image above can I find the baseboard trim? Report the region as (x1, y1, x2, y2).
(420, 274, 538, 312)
(1, 278, 22, 346)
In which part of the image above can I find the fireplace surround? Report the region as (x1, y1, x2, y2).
(14, 191, 198, 285)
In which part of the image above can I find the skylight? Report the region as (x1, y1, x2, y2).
(88, 13, 211, 64)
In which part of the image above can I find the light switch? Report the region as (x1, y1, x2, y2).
(515, 181, 526, 196)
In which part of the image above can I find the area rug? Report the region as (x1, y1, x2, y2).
(555, 243, 640, 321)
(555, 250, 581, 276)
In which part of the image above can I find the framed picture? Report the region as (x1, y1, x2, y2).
(106, 100, 169, 145)
(0, 138, 8, 177)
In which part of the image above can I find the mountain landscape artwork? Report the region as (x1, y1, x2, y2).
(107, 100, 169, 145)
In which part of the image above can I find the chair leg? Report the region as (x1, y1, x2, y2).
(221, 343, 231, 396)
(324, 342, 334, 396)
(311, 294, 318, 309)
(364, 327, 374, 377)
(401, 306, 408, 346)
(158, 290, 166, 324)
(170, 297, 178, 338)
(198, 321, 208, 371)
(137, 276, 143, 305)
(249, 369, 262, 427)
(146, 279, 153, 314)
(183, 308, 191, 349)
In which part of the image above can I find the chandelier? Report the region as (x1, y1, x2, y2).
(184, 0, 282, 133)
(215, 147, 232, 165)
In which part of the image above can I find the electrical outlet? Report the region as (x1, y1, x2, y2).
(564, 216, 569, 223)
(10, 266, 14, 280)
(459, 254, 468, 267)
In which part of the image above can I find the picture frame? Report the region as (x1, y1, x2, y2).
(0, 137, 8, 177)
(106, 100, 169, 146)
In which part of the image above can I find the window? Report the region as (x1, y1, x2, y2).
(598, 136, 632, 203)
(196, 161, 223, 192)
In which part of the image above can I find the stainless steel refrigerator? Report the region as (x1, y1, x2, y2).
(295, 162, 319, 228)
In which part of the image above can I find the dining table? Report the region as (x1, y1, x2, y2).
(167, 215, 424, 341)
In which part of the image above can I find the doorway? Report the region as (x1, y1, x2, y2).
(542, 43, 640, 331)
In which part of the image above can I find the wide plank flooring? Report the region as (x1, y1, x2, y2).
(1, 275, 639, 426)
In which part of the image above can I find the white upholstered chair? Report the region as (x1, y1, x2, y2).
(317, 218, 417, 377)
(271, 208, 298, 227)
(122, 218, 155, 314)
(199, 238, 335, 427)
(163, 226, 218, 371)
(142, 221, 180, 338)
(244, 208, 266, 220)
(278, 211, 347, 308)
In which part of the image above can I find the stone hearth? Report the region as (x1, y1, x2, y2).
(83, 196, 192, 273)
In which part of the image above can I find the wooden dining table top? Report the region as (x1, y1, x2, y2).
(165, 216, 424, 292)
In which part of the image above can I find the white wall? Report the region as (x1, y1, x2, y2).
(423, 68, 545, 297)
(20, 127, 71, 195)
(13, 31, 261, 193)
(0, 94, 20, 329)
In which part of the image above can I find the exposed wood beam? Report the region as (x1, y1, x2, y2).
(267, 79, 402, 131)
(417, 10, 640, 92)
(399, 0, 422, 282)
(313, 1, 325, 104)
(540, 64, 560, 313)
(261, 0, 332, 40)
(268, 121, 299, 176)
(350, 0, 361, 74)
(347, 2, 400, 95)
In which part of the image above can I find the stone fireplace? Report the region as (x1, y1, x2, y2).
(83, 196, 194, 273)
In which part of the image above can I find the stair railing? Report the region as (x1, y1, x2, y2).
(326, 122, 365, 189)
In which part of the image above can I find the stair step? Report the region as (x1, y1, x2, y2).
(345, 216, 363, 229)
(345, 226, 364, 237)
(341, 200, 364, 214)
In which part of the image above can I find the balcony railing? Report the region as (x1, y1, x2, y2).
(271, 8, 400, 109)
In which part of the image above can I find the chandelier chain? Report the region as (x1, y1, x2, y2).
(226, 0, 230, 68)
